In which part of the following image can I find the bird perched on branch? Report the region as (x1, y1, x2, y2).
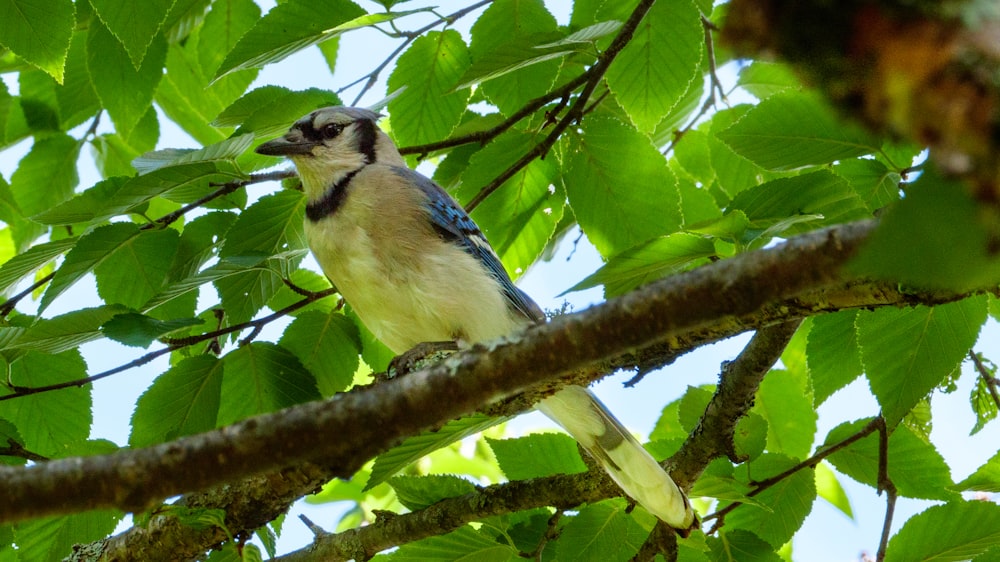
(255, 106, 696, 533)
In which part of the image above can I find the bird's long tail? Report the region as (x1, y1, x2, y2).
(535, 385, 697, 533)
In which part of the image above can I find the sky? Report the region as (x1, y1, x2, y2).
(1, 1, 999, 560)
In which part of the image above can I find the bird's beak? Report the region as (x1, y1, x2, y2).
(255, 135, 317, 157)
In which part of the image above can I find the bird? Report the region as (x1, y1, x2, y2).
(255, 106, 697, 533)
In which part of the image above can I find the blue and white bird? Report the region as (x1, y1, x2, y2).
(255, 106, 696, 532)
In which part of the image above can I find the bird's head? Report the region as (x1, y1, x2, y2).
(255, 106, 403, 196)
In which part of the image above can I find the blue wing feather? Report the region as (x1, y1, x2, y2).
(389, 166, 545, 324)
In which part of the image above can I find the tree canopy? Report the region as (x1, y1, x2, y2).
(0, 0, 999, 560)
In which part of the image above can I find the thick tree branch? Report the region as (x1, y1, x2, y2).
(66, 220, 1000, 560)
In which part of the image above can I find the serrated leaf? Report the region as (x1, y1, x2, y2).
(725, 454, 816, 548)
(217, 342, 320, 425)
(825, 419, 959, 501)
(89, 0, 174, 68)
(536, 20, 622, 48)
(0, 350, 89, 457)
(383, 524, 518, 561)
(9, 133, 80, 217)
(832, 158, 901, 212)
(753, 369, 815, 460)
(0, 237, 76, 296)
(815, 461, 853, 519)
(564, 116, 682, 257)
(718, 92, 879, 170)
(232, 88, 342, 138)
(555, 498, 653, 562)
(858, 296, 987, 426)
(94, 228, 180, 308)
(0, 305, 126, 355)
(130, 355, 223, 447)
(729, 170, 868, 240)
(278, 311, 360, 396)
(387, 30, 471, 146)
(87, 19, 166, 136)
(214, 0, 366, 79)
(367, 414, 509, 490)
(564, 232, 715, 297)
(707, 529, 783, 562)
(806, 310, 863, 406)
(0, 0, 74, 82)
(851, 169, 1000, 290)
(39, 223, 138, 311)
(956, 449, 1000, 492)
(13, 510, 122, 561)
(737, 61, 801, 99)
(487, 433, 587, 480)
(605, 0, 703, 132)
(885, 501, 1000, 562)
(101, 312, 202, 348)
(388, 474, 477, 511)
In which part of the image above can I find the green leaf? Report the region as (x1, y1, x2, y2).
(454, 131, 562, 276)
(56, 30, 102, 130)
(956, 449, 1000, 492)
(832, 158, 901, 212)
(278, 311, 360, 396)
(13, 510, 122, 561)
(89, 0, 173, 68)
(537, 20, 623, 48)
(678, 385, 714, 433)
(217, 342, 320, 425)
(707, 530, 783, 562)
(555, 498, 653, 562)
(885, 501, 1000, 562)
(729, 170, 868, 240)
(851, 169, 1000, 290)
(387, 30, 471, 146)
(0, 350, 89, 457)
(737, 61, 802, 99)
(101, 313, 203, 348)
(825, 419, 959, 501)
(197, 0, 261, 77)
(706, 106, 770, 198)
(10, 133, 80, 217)
(94, 228, 180, 309)
(605, 0, 703, 132)
(465, 0, 562, 116)
(216, 191, 307, 324)
(214, 0, 366, 79)
(565, 232, 715, 297)
(0, 305, 126, 355)
(0, 237, 75, 296)
(87, 19, 166, 136)
(858, 296, 987, 426)
(232, 88, 342, 139)
(718, 92, 879, 170)
(753, 369, 816, 460)
(815, 461, 853, 519)
(367, 414, 508, 490)
(564, 116, 682, 257)
(487, 433, 587, 480)
(39, 223, 138, 311)
(0, 0, 74, 82)
(970, 355, 999, 435)
(388, 475, 477, 511)
(130, 355, 223, 447)
(725, 454, 816, 548)
(383, 524, 518, 562)
(806, 310, 863, 406)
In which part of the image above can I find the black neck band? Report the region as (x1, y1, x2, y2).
(305, 168, 361, 222)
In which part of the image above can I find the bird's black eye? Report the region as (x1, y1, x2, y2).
(320, 123, 344, 139)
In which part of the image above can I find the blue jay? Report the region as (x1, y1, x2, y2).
(255, 106, 696, 532)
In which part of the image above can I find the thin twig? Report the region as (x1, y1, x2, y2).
(701, 15, 726, 104)
(0, 439, 49, 462)
(969, 350, 1000, 410)
(875, 416, 897, 562)
(0, 272, 55, 318)
(146, 170, 296, 230)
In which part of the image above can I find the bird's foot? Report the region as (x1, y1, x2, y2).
(387, 340, 459, 377)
